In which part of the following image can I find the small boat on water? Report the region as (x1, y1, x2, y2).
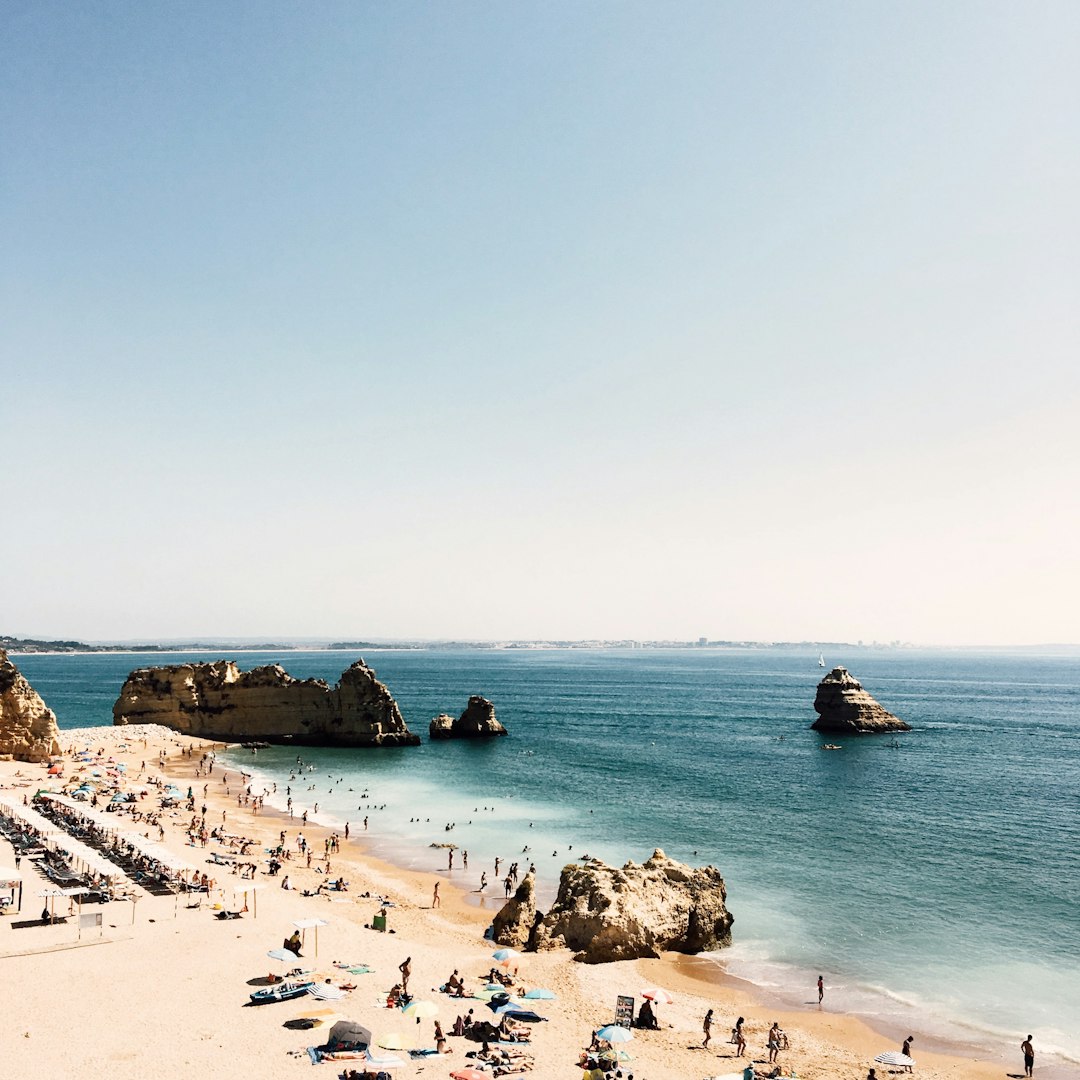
(249, 979, 315, 1005)
(818, 654, 826, 667)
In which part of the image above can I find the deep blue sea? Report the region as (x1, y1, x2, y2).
(15, 647, 1080, 1067)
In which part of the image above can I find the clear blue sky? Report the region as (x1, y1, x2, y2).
(2, 2, 1077, 643)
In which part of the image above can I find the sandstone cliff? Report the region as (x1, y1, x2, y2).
(511, 849, 732, 964)
(429, 695, 508, 740)
(811, 666, 911, 734)
(113, 658, 420, 747)
(0, 649, 62, 762)
(490, 872, 538, 948)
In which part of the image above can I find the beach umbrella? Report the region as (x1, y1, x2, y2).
(522, 987, 556, 1000)
(402, 999, 439, 1021)
(326, 1020, 371, 1047)
(294, 916, 329, 957)
(874, 1051, 915, 1068)
(492, 948, 521, 964)
(233, 883, 263, 919)
(640, 987, 673, 1005)
(596, 1025, 633, 1045)
(308, 982, 346, 1000)
(267, 948, 294, 962)
(376, 1031, 410, 1050)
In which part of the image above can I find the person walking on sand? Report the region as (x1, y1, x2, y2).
(901, 1035, 914, 1072)
(432, 881, 440, 908)
(817, 974, 824, 1003)
(732, 1016, 746, 1056)
(399, 956, 412, 995)
(767, 1021, 782, 1064)
(1021, 1035, 1034, 1077)
(702, 1008, 713, 1049)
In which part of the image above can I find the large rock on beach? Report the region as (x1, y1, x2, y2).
(428, 695, 508, 740)
(113, 658, 421, 747)
(491, 872, 539, 948)
(811, 666, 911, 734)
(527, 849, 733, 964)
(0, 649, 62, 762)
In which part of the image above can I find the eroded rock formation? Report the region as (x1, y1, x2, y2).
(113, 658, 420, 746)
(491, 872, 538, 948)
(811, 666, 911, 734)
(0, 649, 62, 762)
(511, 849, 732, 964)
(428, 695, 508, 740)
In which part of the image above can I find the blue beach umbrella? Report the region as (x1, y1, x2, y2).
(522, 988, 556, 1000)
(596, 1025, 633, 1045)
(491, 948, 520, 962)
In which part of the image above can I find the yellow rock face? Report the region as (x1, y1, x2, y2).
(0, 649, 62, 762)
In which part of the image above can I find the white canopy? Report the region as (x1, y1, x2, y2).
(41, 792, 126, 832)
(0, 796, 62, 838)
(0, 865, 22, 886)
(120, 832, 198, 875)
(0, 795, 121, 880)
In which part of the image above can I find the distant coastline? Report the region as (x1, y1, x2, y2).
(4, 634, 1078, 655)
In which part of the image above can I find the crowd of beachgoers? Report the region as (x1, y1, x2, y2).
(0, 724, 1034, 1080)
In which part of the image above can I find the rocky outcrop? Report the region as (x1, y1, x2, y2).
(491, 873, 538, 948)
(0, 649, 62, 762)
(517, 849, 732, 964)
(811, 667, 911, 734)
(428, 695, 508, 740)
(113, 658, 421, 747)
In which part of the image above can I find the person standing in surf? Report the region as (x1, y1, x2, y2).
(1021, 1035, 1034, 1077)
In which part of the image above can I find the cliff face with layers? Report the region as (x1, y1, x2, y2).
(811, 666, 911, 734)
(113, 658, 420, 746)
(0, 649, 62, 762)
(492, 849, 733, 964)
(429, 695, 508, 739)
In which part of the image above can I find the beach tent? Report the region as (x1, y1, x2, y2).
(0, 865, 23, 912)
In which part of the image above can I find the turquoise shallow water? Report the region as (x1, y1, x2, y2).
(16, 647, 1080, 1067)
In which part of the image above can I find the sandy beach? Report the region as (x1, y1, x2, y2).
(0, 726, 1043, 1080)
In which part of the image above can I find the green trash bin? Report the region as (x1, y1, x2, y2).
(372, 912, 387, 932)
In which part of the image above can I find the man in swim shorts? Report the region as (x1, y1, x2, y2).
(1021, 1035, 1034, 1077)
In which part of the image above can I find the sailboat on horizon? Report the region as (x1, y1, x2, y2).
(818, 653, 826, 668)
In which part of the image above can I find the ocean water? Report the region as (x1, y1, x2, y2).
(16, 647, 1080, 1068)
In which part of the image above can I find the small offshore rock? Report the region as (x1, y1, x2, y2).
(429, 695, 508, 740)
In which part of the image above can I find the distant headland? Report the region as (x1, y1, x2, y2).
(3, 634, 915, 654)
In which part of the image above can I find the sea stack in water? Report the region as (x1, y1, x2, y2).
(428, 695, 508, 739)
(113, 658, 421, 747)
(0, 649, 62, 762)
(812, 666, 911, 734)
(519, 849, 733, 964)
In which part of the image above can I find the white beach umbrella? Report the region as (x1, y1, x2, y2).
(874, 1051, 915, 1068)
(294, 916, 329, 956)
(640, 987, 673, 1004)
